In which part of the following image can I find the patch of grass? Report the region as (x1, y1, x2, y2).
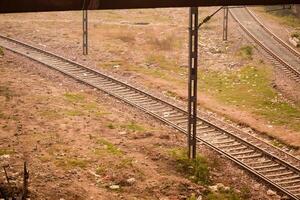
(63, 92, 85, 103)
(271, 139, 284, 148)
(169, 148, 211, 185)
(96, 139, 123, 156)
(0, 47, 4, 56)
(263, 6, 300, 28)
(291, 32, 300, 40)
(205, 188, 241, 200)
(0, 111, 6, 119)
(238, 45, 253, 60)
(121, 121, 145, 132)
(148, 35, 181, 51)
(0, 149, 14, 156)
(56, 158, 88, 169)
(117, 34, 136, 43)
(0, 86, 14, 101)
(200, 65, 300, 131)
(40, 109, 62, 119)
(107, 123, 116, 129)
(165, 90, 177, 98)
(64, 109, 84, 116)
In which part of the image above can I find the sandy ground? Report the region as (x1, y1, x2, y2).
(0, 51, 277, 199)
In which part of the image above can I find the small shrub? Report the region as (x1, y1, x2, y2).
(238, 45, 253, 60)
(169, 148, 211, 185)
(121, 121, 145, 132)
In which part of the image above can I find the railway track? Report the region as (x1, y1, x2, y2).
(230, 7, 300, 83)
(1, 34, 300, 199)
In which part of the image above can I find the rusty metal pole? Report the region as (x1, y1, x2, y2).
(223, 6, 229, 41)
(83, 9, 88, 55)
(188, 7, 198, 159)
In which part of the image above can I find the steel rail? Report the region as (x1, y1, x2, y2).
(0, 34, 300, 199)
(229, 7, 300, 82)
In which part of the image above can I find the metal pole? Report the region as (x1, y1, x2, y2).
(188, 7, 198, 159)
(223, 6, 229, 41)
(83, 9, 88, 55)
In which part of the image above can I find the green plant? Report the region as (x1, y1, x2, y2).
(56, 158, 88, 169)
(0, 47, 4, 56)
(96, 139, 123, 156)
(0, 86, 14, 101)
(205, 188, 241, 200)
(0, 149, 14, 156)
(121, 121, 145, 132)
(63, 92, 85, 103)
(238, 45, 253, 60)
(169, 148, 211, 185)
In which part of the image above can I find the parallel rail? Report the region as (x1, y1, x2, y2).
(230, 7, 300, 83)
(1, 35, 300, 199)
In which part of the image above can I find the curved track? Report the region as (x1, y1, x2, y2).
(230, 7, 300, 83)
(1, 35, 300, 199)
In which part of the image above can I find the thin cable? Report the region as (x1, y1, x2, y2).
(198, 6, 224, 29)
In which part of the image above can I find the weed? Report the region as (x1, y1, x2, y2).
(96, 139, 123, 156)
(117, 34, 136, 43)
(205, 188, 241, 200)
(292, 32, 300, 39)
(0, 86, 14, 101)
(169, 148, 211, 185)
(0, 111, 6, 119)
(40, 109, 62, 119)
(148, 35, 180, 51)
(0, 47, 4, 56)
(63, 93, 85, 103)
(56, 158, 88, 169)
(121, 121, 145, 132)
(238, 45, 253, 60)
(64, 109, 84, 116)
(107, 123, 116, 129)
(271, 140, 284, 148)
(0, 149, 14, 156)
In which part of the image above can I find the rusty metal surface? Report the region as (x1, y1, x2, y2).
(0, 0, 298, 13)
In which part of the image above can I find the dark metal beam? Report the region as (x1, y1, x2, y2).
(188, 7, 198, 160)
(0, 0, 298, 13)
(223, 6, 229, 41)
(83, 9, 88, 55)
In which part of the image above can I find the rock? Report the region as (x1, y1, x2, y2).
(197, 195, 202, 200)
(126, 178, 136, 185)
(118, 131, 127, 135)
(253, 183, 260, 191)
(266, 189, 276, 196)
(109, 185, 120, 190)
(208, 185, 218, 192)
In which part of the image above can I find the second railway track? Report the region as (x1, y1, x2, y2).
(230, 7, 300, 83)
(1, 34, 300, 199)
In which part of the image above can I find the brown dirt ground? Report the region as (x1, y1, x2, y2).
(0, 8, 299, 151)
(0, 51, 277, 199)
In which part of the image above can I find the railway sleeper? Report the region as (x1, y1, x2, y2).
(258, 167, 286, 174)
(235, 153, 262, 160)
(247, 159, 272, 166)
(230, 149, 255, 156)
(253, 163, 280, 170)
(266, 172, 294, 179)
(217, 142, 241, 149)
(212, 139, 235, 145)
(225, 146, 248, 153)
(273, 175, 300, 183)
(277, 178, 300, 186)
